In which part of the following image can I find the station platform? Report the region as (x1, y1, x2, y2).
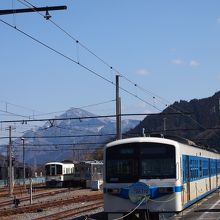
(167, 190, 220, 219)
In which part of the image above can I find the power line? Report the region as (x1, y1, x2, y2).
(0, 109, 31, 119)
(1, 19, 162, 113)
(15, 0, 164, 112)
(3, 1, 218, 140)
(33, 99, 115, 117)
(13, 149, 97, 152)
(0, 100, 42, 114)
(13, 142, 107, 147)
(0, 133, 116, 140)
(16, 0, 171, 110)
(14, 0, 210, 134)
(1, 126, 220, 141)
(0, 112, 190, 124)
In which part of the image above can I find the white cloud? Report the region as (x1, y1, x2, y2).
(190, 60, 200, 67)
(171, 58, 200, 67)
(136, 69, 150, 76)
(171, 59, 186, 65)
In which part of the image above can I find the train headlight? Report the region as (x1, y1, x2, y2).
(108, 188, 121, 194)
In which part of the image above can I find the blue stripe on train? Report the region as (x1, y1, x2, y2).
(107, 185, 183, 200)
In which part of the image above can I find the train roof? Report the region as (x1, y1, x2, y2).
(45, 161, 75, 166)
(77, 160, 103, 165)
(105, 135, 220, 154)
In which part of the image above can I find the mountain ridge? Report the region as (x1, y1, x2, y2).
(130, 91, 220, 150)
(15, 108, 139, 165)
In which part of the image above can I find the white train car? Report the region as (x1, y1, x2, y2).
(74, 160, 103, 188)
(103, 136, 220, 220)
(45, 161, 75, 187)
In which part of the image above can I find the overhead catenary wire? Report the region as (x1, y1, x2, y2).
(0, 112, 190, 124)
(0, 109, 31, 119)
(0, 18, 163, 114)
(16, 0, 184, 112)
(14, 0, 214, 134)
(3, 1, 219, 140)
(15, 0, 164, 112)
(33, 99, 116, 117)
(0, 100, 42, 114)
(16, 0, 172, 108)
(1, 126, 220, 140)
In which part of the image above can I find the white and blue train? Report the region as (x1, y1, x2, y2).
(45, 160, 103, 189)
(103, 136, 220, 220)
(45, 161, 75, 187)
(74, 160, 103, 188)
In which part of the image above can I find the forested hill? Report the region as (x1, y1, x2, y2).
(129, 91, 220, 151)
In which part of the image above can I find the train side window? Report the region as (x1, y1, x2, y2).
(218, 161, 220, 174)
(199, 159, 202, 177)
(196, 159, 199, 179)
(182, 156, 186, 183)
(203, 160, 208, 177)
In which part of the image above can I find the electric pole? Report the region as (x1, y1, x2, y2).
(7, 126, 14, 196)
(116, 75, 122, 140)
(21, 138, 26, 188)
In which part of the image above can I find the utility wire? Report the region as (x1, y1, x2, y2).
(0, 133, 116, 139)
(15, 0, 210, 133)
(1, 126, 220, 140)
(17, 0, 171, 107)
(1, 19, 162, 113)
(0, 109, 31, 119)
(13, 142, 107, 147)
(5, 1, 218, 138)
(0, 112, 190, 124)
(0, 99, 41, 114)
(16, 0, 163, 112)
(34, 99, 115, 117)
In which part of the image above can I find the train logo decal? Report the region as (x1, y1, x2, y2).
(128, 182, 150, 204)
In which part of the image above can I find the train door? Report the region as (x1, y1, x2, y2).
(185, 155, 190, 202)
(208, 159, 211, 190)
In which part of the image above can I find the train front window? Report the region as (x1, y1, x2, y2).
(56, 165, 62, 175)
(51, 165, 56, 175)
(106, 144, 139, 183)
(140, 143, 176, 179)
(106, 142, 176, 183)
(45, 165, 50, 175)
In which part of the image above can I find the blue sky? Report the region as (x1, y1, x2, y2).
(1, 0, 220, 125)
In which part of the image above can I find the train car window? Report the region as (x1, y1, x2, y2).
(202, 160, 208, 177)
(45, 165, 50, 176)
(106, 144, 139, 183)
(140, 143, 176, 179)
(51, 165, 56, 175)
(199, 159, 202, 177)
(56, 165, 62, 175)
(218, 161, 220, 174)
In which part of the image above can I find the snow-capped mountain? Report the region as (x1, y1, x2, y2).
(16, 108, 139, 165)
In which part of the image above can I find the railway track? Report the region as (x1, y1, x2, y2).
(33, 200, 103, 220)
(0, 188, 81, 208)
(0, 183, 45, 197)
(0, 193, 103, 217)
